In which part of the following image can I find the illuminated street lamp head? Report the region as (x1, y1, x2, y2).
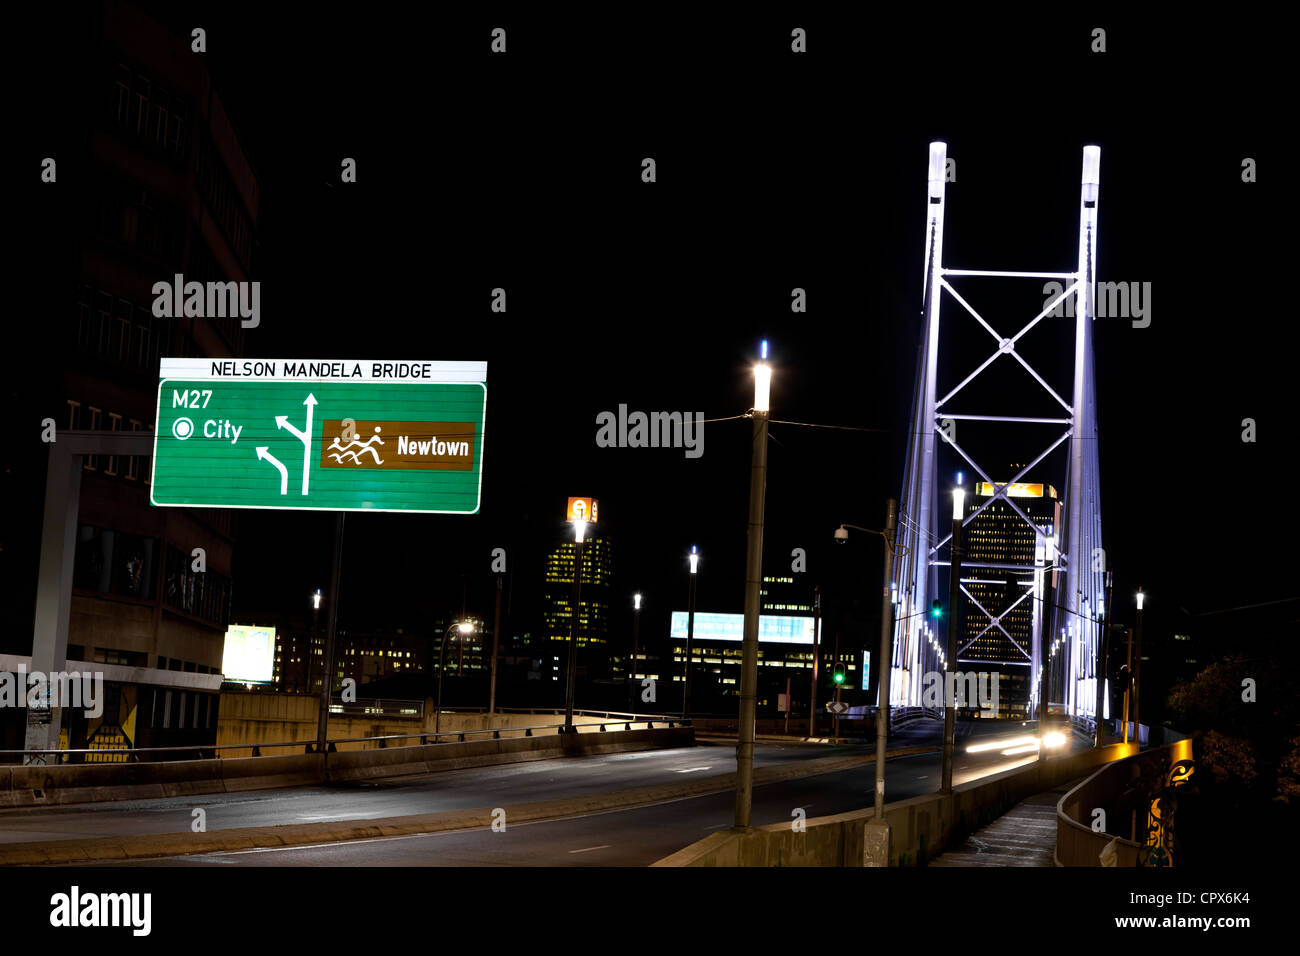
(458, 622, 474, 634)
(1136, 587, 1144, 610)
(633, 592, 642, 611)
(312, 588, 321, 610)
(574, 518, 587, 544)
(952, 483, 965, 520)
(753, 341, 771, 413)
(688, 545, 699, 574)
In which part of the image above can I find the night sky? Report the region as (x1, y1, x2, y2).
(15, 7, 1289, 659)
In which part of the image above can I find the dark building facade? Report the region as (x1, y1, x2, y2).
(4, 1, 258, 759)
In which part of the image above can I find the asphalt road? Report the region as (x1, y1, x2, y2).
(56, 719, 1088, 865)
(2, 736, 903, 843)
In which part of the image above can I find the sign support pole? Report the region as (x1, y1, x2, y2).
(315, 512, 345, 760)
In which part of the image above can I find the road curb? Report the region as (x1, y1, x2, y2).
(1, 746, 938, 865)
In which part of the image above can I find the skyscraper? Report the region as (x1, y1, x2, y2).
(958, 477, 1059, 716)
(541, 532, 614, 675)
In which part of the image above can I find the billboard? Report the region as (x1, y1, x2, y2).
(566, 497, 598, 522)
(976, 482, 1044, 498)
(152, 359, 487, 513)
(221, 625, 277, 683)
(669, 611, 816, 645)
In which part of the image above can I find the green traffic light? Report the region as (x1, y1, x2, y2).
(931, 599, 943, 618)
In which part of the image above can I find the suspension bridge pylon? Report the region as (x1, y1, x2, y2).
(891, 142, 1105, 723)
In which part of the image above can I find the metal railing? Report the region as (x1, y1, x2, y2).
(0, 711, 690, 763)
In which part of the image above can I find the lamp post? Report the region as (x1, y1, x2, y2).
(940, 479, 965, 794)
(683, 546, 699, 718)
(1095, 571, 1114, 747)
(830, 502, 898, 822)
(1134, 587, 1145, 745)
(629, 592, 642, 712)
(309, 588, 321, 694)
(1121, 624, 1133, 744)
(735, 341, 771, 830)
(809, 586, 820, 737)
(435, 621, 473, 739)
(564, 517, 587, 733)
(489, 572, 503, 714)
(314, 513, 345, 758)
(1038, 530, 1056, 761)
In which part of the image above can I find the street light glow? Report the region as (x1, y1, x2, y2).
(689, 545, 699, 574)
(312, 589, 321, 610)
(458, 622, 474, 634)
(952, 485, 965, 520)
(754, 360, 771, 412)
(634, 592, 642, 610)
(574, 518, 587, 543)
(1136, 587, 1144, 610)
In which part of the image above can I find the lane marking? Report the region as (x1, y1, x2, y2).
(568, 844, 611, 854)
(674, 766, 712, 773)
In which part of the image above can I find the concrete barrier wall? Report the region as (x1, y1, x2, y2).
(0, 726, 693, 807)
(654, 742, 1137, 867)
(215, 693, 641, 757)
(1055, 738, 1192, 867)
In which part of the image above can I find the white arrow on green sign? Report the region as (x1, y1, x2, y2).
(150, 358, 487, 513)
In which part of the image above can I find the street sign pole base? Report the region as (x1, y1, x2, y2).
(864, 820, 892, 867)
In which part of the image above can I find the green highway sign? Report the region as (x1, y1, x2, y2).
(151, 358, 487, 513)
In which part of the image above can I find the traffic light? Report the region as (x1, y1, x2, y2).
(832, 662, 846, 685)
(931, 599, 943, 618)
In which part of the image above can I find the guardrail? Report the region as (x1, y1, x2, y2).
(1055, 737, 1193, 866)
(0, 712, 690, 763)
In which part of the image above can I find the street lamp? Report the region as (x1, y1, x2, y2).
(832, 500, 899, 832)
(736, 340, 771, 829)
(683, 546, 699, 718)
(309, 588, 322, 693)
(941, 477, 965, 794)
(1133, 586, 1145, 744)
(564, 515, 588, 732)
(435, 621, 474, 739)
(629, 592, 642, 712)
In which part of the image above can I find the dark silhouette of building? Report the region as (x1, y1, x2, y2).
(4, 0, 259, 758)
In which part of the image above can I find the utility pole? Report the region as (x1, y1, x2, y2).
(735, 345, 771, 830)
(940, 484, 964, 794)
(809, 586, 820, 737)
(315, 513, 345, 758)
(873, 499, 897, 819)
(488, 572, 503, 714)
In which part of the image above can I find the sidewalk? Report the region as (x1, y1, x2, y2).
(928, 776, 1083, 867)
